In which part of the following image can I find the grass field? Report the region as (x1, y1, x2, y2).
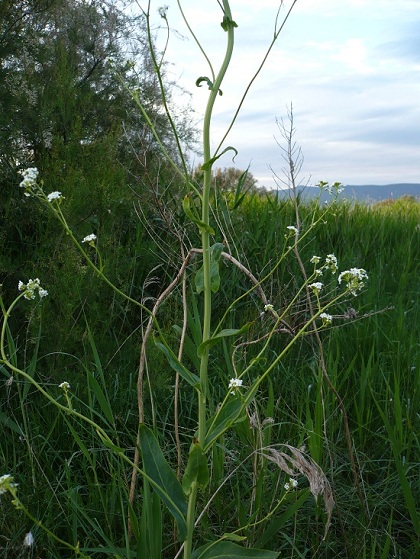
(1, 192, 419, 558)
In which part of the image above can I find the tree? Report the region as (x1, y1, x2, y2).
(192, 166, 261, 194)
(0, 0, 196, 355)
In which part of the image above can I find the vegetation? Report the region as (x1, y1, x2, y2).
(1, 2, 419, 559)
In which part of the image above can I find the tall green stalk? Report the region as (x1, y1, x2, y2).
(185, 3, 237, 558)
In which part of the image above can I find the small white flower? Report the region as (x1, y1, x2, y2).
(82, 233, 97, 244)
(286, 225, 299, 236)
(23, 532, 34, 547)
(59, 381, 71, 390)
(324, 254, 338, 273)
(47, 191, 63, 202)
(310, 256, 321, 264)
(228, 378, 243, 394)
(320, 312, 333, 325)
(18, 278, 48, 300)
(19, 167, 39, 189)
(0, 474, 17, 496)
(309, 282, 323, 295)
(264, 304, 274, 312)
(338, 268, 368, 295)
(284, 478, 298, 491)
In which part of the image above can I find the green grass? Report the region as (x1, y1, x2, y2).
(1, 193, 419, 558)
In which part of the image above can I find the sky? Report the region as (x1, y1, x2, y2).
(141, 0, 420, 189)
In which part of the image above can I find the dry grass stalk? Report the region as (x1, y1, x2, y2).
(263, 444, 335, 538)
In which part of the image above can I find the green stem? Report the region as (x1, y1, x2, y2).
(184, 4, 236, 559)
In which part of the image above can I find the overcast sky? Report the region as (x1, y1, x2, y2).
(147, 0, 420, 189)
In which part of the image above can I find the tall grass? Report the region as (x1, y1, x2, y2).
(2, 193, 418, 557)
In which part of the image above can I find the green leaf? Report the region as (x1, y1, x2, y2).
(232, 167, 251, 209)
(204, 397, 246, 451)
(195, 76, 223, 96)
(197, 323, 251, 357)
(87, 370, 114, 425)
(195, 242, 225, 295)
(196, 76, 213, 89)
(182, 441, 209, 495)
(220, 16, 239, 32)
(155, 338, 201, 390)
(192, 541, 278, 559)
(183, 194, 215, 234)
(201, 146, 238, 171)
(139, 424, 188, 541)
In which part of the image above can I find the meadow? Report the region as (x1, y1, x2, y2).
(1, 189, 419, 558)
(1, 2, 419, 557)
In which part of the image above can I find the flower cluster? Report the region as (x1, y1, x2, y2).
(284, 478, 298, 491)
(82, 233, 97, 244)
(0, 474, 17, 496)
(320, 312, 333, 325)
(19, 167, 38, 192)
(310, 254, 338, 277)
(18, 278, 48, 300)
(47, 191, 64, 202)
(228, 378, 243, 394)
(324, 254, 338, 273)
(286, 225, 299, 236)
(309, 282, 323, 295)
(338, 268, 368, 295)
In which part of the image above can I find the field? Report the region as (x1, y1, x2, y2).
(1, 190, 419, 558)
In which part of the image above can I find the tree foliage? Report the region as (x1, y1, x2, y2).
(0, 0, 196, 356)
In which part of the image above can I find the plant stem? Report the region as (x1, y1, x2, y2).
(184, 3, 236, 558)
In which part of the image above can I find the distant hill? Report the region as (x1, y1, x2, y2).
(276, 183, 420, 204)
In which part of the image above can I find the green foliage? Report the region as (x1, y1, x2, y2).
(1, 1, 419, 558)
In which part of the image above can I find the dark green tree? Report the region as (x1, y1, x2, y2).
(0, 0, 196, 358)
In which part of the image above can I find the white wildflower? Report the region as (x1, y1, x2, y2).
(324, 254, 338, 273)
(82, 233, 97, 244)
(18, 278, 48, 300)
(338, 268, 368, 295)
(19, 167, 39, 189)
(286, 225, 299, 236)
(59, 381, 71, 390)
(47, 191, 63, 202)
(310, 256, 321, 265)
(0, 474, 17, 496)
(264, 304, 274, 312)
(23, 532, 34, 547)
(284, 478, 298, 491)
(320, 312, 333, 325)
(309, 282, 323, 295)
(228, 378, 243, 394)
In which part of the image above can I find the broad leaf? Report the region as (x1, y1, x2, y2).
(183, 194, 215, 234)
(204, 398, 246, 451)
(197, 323, 251, 357)
(195, 242, 225, 295)
(182, 441, 209, 495)
(155, 338, 201, 390)
(139, 424, 188, 541)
